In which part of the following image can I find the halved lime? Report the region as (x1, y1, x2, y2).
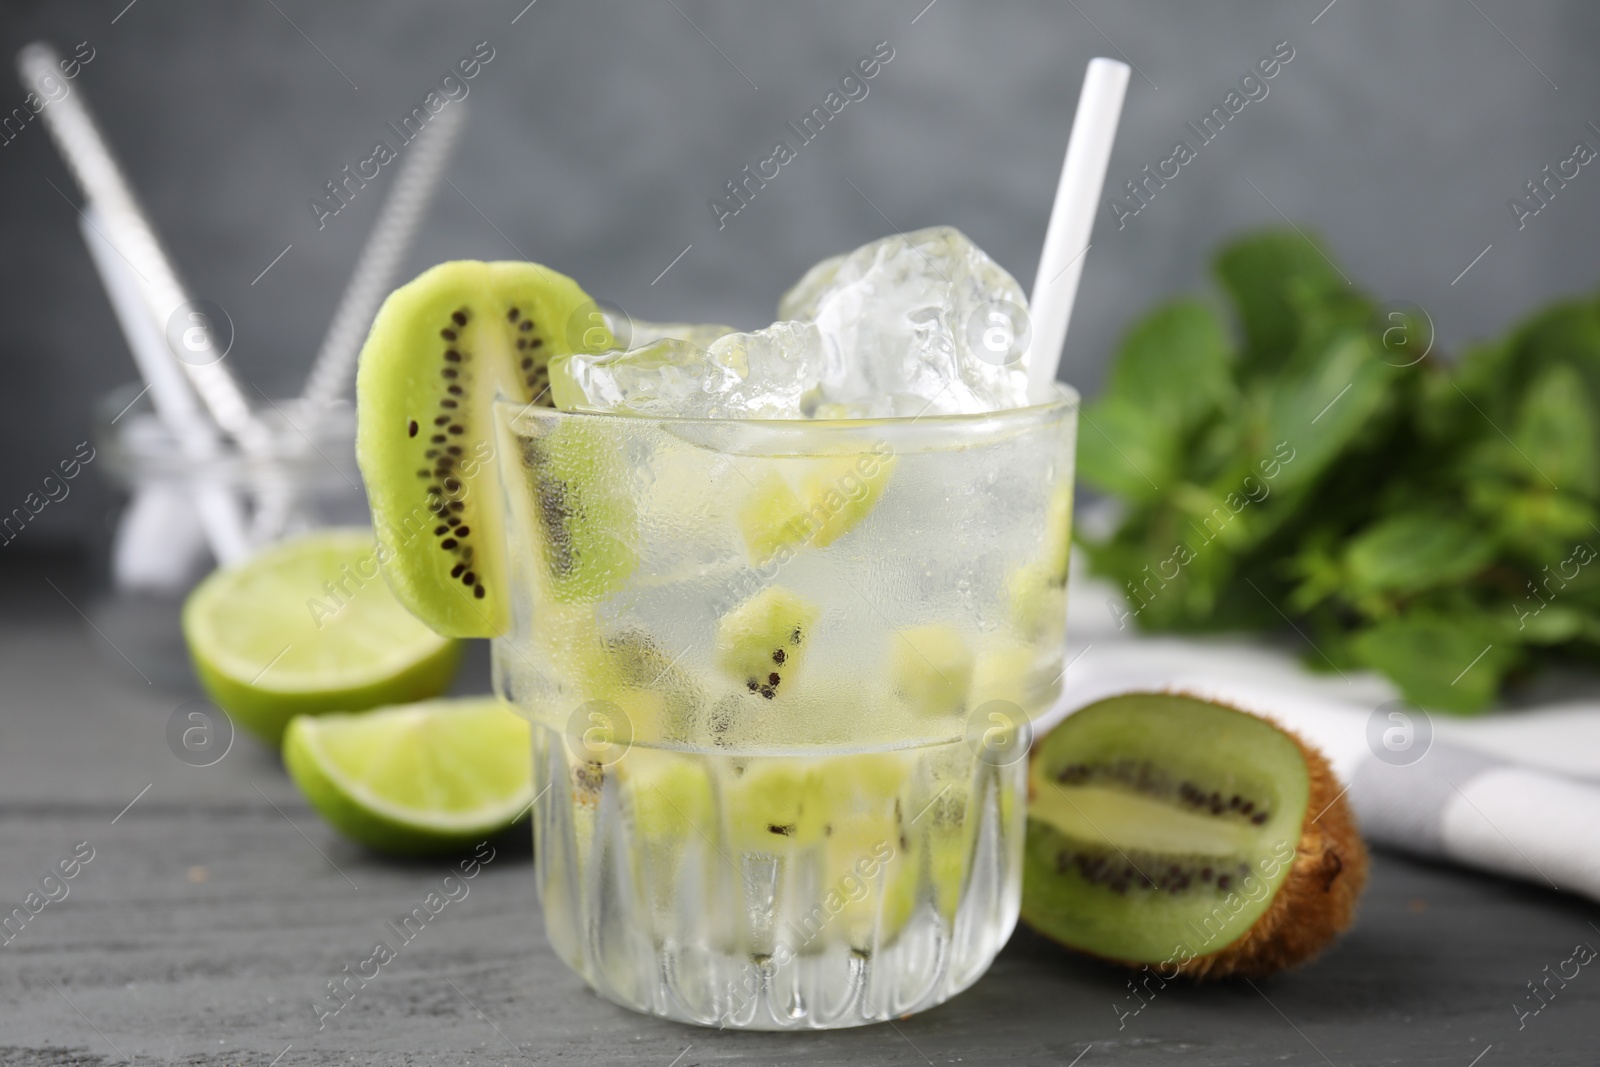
(182, 529, 460, 744)
(283, 697, 532, 856)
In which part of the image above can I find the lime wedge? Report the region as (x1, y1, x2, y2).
(182, 529, 460, 744)
(284, 697, 532, 856)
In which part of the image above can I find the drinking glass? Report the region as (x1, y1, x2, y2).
(493, 389, 1077, 1029)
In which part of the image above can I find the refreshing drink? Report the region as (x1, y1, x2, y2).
(353, 227, 1078, 1028)
(492, 399, 1076, 1028)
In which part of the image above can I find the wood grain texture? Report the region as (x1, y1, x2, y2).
(3, 561, 1597, 1064)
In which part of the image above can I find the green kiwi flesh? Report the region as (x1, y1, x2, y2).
(511, 415, 638, 606)
(889, 624, 974, 716)
(714, 586, 820, 701)
(1022, 695, 1311, 967)
(356, 261, 604, 637)
(736, 452, 897, 567)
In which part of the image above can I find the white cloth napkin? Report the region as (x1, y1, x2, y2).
(1039, 571, 1600, 904)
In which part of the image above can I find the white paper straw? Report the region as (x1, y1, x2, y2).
(1026, 58, 1130, 404)
(300, 102, 466, 412)
(18, 41, 272, 453)
(79, 211, 250, 564)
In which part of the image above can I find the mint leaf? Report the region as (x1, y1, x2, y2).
(1348, 615, 1516, 714)
(1450, 298, 1600, 430)
(1078, 301, 1235, 506)
(1343, 511, 1496, 595)
(1102, 299, 1234, 421)
(1263, 334, 1395, 492)
(1077, 395, 1176, 505)
(1501, 603, 1595, 645)
(1512, 363, 1600, 497)
(1214, 229, 1353, 372)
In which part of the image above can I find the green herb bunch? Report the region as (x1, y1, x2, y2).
(1077, 228, 1600, 712)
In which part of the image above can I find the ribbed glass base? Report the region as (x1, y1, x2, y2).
(528, 725, 1024, 1029)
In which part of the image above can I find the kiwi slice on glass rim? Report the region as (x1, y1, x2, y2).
(356, 261, 605, 637)
(1022, 694, 1367, 979)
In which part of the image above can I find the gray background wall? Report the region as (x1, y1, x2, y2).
(3, 0, 1598, 553)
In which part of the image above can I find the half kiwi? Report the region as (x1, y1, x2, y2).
(356, 261, 605, 637)
(1022, 694, 1367, 979)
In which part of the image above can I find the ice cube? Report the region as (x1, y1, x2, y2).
(779, 226, 1032, 416)
(551, 227, 1031, 419)
(551, 322, 824, 419)
(617, 319, 739, 352)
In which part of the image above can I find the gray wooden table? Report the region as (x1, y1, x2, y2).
(4, 559, 1596, 1065)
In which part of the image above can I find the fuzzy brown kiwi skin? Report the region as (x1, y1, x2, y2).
(1024, 696, 1369, 980)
